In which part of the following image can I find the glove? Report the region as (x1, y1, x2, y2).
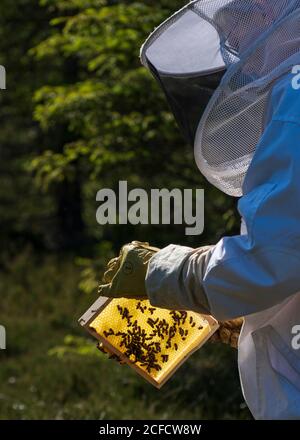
(98, 241, 159, 299)
(210, 318, 244, 349)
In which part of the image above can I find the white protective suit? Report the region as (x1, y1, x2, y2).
(141, 1, 300, 420)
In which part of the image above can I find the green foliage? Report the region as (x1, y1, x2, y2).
(77, 240, 114, 294)
(48, 335, 98, 358)
(0, 0, 57, 251)
(27, 0, 239, 248)
(30, 1, 185, 190)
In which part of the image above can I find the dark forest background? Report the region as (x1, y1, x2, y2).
(0, 0, 250, 419)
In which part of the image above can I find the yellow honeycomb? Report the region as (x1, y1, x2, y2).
(89, 298, 214, 386)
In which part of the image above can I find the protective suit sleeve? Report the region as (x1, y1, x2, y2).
(146, 76, 300, 321)
(146, 244, 214, 313)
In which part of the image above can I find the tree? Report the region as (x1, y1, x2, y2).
(0, 0, 56, 253)
(29, 0, 238, 252)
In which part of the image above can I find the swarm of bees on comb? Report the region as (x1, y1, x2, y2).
(87, 298, 218, 387)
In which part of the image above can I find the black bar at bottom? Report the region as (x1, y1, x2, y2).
(0, 420, 297, 438)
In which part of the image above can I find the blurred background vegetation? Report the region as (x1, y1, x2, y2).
(0, 0, 251, 419)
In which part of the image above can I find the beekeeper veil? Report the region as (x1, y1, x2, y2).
(140, 1, 300, 196)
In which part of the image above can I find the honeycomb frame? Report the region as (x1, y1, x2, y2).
(79, 296, 219, 388)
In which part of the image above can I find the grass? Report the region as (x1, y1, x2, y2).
(0, 249, 252, 420)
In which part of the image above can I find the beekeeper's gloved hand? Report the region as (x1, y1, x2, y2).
(210, 318, 244, 349)
(98, 241, 214, 314)
(98, 241, 159, 299)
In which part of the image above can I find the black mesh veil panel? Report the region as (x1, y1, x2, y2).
(147, 60, 225, 146)
(141, 4, 226, 146)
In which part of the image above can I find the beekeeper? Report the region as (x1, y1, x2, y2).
(99, 0, 300, 419)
